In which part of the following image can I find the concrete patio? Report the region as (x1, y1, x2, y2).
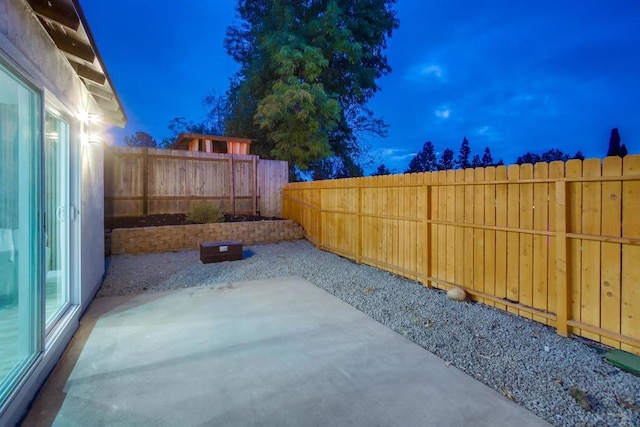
(22, 276, 548, 426)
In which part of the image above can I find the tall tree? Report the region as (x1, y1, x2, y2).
(161, 92, 230, 147)
(124, 131, 158, 148)
(225, 0, 398, 173)
(372, 163, 391, 176)
(482, 147, 502, 167)
(455, 137, 471, 169)
(438, 148, 455, 171)
(606, 128, 628, 157)
(406, 141, 438, 173)
(471, 154, 483, 168)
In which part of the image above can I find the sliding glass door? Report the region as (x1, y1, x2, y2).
(44, 112, 70, 327)
(0, 62, 41, 402)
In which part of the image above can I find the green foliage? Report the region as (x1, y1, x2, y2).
(606, 128, 628, 157)
(311, 156, 364, 180)
(124, 131, 158, 148)
(455, 137, 471, 169)
(253, 27, 340, 169)
(372, 163, 392, 176)
(516, 149, 584, 165)
(406, 139, 502, 172)
(225, 0, 398, 173)
(406, 141, 438, 173)
(186, 202, 224, 224)
(161, 92, 229, 147)
(438, 148, 455, 171)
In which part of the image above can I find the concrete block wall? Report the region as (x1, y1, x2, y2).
(108, 220, 305, 255)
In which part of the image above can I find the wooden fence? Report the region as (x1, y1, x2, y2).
(282, 156, 640, 355)
(104, 146, 288, 217)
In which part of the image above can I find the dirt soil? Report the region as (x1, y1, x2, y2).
(105, 213, 283, 230)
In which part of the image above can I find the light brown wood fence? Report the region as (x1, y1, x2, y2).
(104, 146, 288, 217)
(282, 156, 640, 355)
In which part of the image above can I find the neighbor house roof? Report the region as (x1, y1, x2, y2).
(173, 133, 253, 150)
(25, 0, 126, 126)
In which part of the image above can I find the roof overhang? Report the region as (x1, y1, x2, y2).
(25, 0, 126, 127)
(173, 133, 254, 150)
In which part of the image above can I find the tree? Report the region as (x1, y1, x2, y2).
(225, 0, 399, 173)
(516, 149, 583, 165)
(161, 92, 230, 147)
(455, 137, 471, 169)
(253, 26, 340, 169)
(311, 156, 364, 180)
(437, 148, 455, 171)
(372, 163, 391, 176)
(406, 141, 438, 173)
(606, 128, 628, 157)
(481, 147, 504, 167)
(124, 131, 158, 148)
(471, 154, 483, 168)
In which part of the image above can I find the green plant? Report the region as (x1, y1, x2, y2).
(186, 202, 224, 224)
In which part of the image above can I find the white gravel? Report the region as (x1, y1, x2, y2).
(99, 240, 640, 427)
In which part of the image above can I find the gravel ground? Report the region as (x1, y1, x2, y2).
(100, 240, 640, 427)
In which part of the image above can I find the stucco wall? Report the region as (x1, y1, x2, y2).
(0, 0, 106, 424)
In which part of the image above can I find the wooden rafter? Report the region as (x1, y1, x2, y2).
(28, 0, 80, 31)
(68, 60, 106, 85)
(86, 83, 115, 101)
(41, 18, 95, 63)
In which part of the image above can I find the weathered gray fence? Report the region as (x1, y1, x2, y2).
(104, 146, 288, 217)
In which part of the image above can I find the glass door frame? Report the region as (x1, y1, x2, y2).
(42, 91, 80, 340)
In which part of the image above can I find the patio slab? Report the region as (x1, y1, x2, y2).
(22, 276, 548, 426)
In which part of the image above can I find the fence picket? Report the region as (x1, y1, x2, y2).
(621, 155, 640, 353)
(601, 156, 622, 347)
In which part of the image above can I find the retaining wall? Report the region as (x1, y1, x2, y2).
(106, 220, 304, 255)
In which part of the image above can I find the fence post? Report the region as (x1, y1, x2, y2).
(228, 154, 235, 213)
(142, 147, 149, 216)
(317, 186, 323, 248)
(555, 180, 570, 336)
(424, 175, 432, 288)
(252, 156, 258, 215)
(356, 179, 363, 263)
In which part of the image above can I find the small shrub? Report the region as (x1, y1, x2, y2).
(186, 202, 224, 224)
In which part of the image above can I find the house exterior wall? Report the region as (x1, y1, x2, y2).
(0, 0, 106, 424)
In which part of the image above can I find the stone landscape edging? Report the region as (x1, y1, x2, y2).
(106, 220, 305, 255)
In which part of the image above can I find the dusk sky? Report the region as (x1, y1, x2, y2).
(83, 1, 640, 173)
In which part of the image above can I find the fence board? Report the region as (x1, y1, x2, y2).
(281, 157, 640, 354)
(581, 159, 602, 341)
(464, 169, 474, 292)
(474, 168, 485, 304)
(621, 155, 640, 353)
(495, 166, 508, 311)
(520, 164, 534, 319)
(454, 170, 465, 287)
(601, 156, 622, 347)
(483, 167, 496, 307)
(507, 165, 520, 313)
(566, 159, 583, 337)
(548, 161, 565, 322)
(532, 162, 549, 324)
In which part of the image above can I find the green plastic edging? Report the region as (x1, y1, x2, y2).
(605, 349, 640, 376)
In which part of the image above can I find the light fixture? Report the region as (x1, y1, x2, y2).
(78, 110, 102, 144)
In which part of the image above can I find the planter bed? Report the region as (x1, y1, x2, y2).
(105, 218, 304, 256)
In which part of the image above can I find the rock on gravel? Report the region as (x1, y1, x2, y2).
(99, 240, 640, 427)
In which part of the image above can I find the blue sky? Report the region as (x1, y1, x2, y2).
(83, 1, 640, 173)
